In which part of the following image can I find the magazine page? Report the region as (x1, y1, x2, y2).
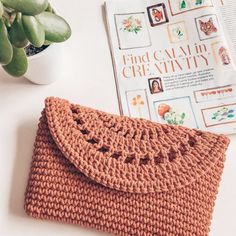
(105, 0, 236, 135)
(218, 0, 236, 52)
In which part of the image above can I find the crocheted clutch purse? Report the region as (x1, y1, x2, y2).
(25, 97, 230, 236)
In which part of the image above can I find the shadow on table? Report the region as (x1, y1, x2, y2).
(0, 67, 33, 86)
(8, 120, 38, 218)
(101, 5, 111, 49)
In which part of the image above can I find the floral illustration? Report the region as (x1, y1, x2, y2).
(158, 104, 186, 125)
(211, 107, 235, 122)
(173, 27, 184, 39)
(179, 0, 192, 11)
(195, 0, 203, 5)
(168, 21, 187, 43)
(131, 95, 145, 117)
(180, 0, 187, 9)
(170, 0, 212, 16)
(120, 16, 142, 34)
(180, 0, 204, 10)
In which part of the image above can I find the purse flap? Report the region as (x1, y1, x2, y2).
(44, 97, 229, 193)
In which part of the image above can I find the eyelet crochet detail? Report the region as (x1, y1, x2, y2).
(45, 97, 230, 193)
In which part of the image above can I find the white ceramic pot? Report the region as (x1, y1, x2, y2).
(24, 43, 64, 85)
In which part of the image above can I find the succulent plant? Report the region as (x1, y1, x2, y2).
(0, 0, 71, 77)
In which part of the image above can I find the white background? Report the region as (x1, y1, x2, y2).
(0, 0, 235, 235)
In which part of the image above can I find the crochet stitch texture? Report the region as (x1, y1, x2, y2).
(24, 97, 230, 236)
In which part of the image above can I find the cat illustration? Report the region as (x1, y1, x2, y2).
(199, 17, 217, 36)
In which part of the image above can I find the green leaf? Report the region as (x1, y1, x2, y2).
(35, 12, 71, 42)
(9, 14, 29, 48)
(22, 15, 45, 47)
(1, 0, 48, 16)
(43, 39, 52, 45)
(227, 114, 235, 118)
(0, 18, 13, 65)
(45, 2, 54, 13)
(0, 1, 4, 19)
(3, 47, 28, 77)
(3, 17, 11, 28)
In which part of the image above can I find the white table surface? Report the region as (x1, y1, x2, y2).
(0, 0, 236, 235)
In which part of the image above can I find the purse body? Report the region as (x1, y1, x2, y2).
(24, 97, 229, 236)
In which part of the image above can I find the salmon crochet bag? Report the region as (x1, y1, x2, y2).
(24, 97, 230, 236)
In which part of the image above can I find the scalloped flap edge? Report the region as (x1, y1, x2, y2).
(44, 97, 230, 193)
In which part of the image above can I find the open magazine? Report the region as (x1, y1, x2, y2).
(105, 0, 236, 135)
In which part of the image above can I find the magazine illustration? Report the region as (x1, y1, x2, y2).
(105, 0, 236, 134)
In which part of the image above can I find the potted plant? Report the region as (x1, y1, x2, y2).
(0, 0, 71, 84)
